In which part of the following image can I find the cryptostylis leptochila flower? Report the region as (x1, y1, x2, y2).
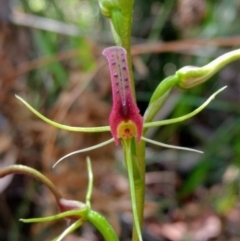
(14, 46, 228, 166)
(102, 46, 143, 144)
(13, 45, 227, 241)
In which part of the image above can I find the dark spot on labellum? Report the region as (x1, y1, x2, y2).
(115, 82, 119, 85)
(122, 66, 126, 70)
(112, 62, 116, 65)
(125, 85, 129, 88)
(124, 78, 128, 81)
(122, 59, 125, 62)
(114, 73, 118, 77)
(116, 90, 119, 93)
(122, 104, 128, 116)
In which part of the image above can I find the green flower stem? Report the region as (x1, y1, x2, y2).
(86, 157, 93, 208)
(117, 0, 135, 99)
(133, 140, 146, 241)
(123, 139, 143, 241)
(99, 0, 136, 99)
(118, 0, 134, 50)
(87, 210, 120, 241)
(0, 165, 62, 204)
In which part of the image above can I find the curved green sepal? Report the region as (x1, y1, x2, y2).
(144, 86, 227, 128)
(16, 95, 110, 133)
(20, 209, 88, 223)
(177, 49, 240, 89)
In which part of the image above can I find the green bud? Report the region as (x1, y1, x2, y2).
(99, 0, 119, 18)
(177, 49, 240, 89)
(176, 66, 211, 89)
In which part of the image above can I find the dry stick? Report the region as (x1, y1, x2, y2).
(9, 36, 240, 77)
(131, 36, 240, 55)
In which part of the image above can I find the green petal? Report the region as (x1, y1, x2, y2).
(20, 209, 87, 223)
(142, 136, 203, 154)
(52, 138, 114, 168)
(53, 219, 83, 241)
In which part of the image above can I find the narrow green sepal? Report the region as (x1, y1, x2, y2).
(19, 209, 88, 223)
(144, 86, 227, 128)
(15, 95, 110, 133)
(141, 136, 203, 154)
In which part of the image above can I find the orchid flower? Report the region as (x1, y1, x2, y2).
(15, 46, 227, 165)
(15, 46, 228, 241)
(0, 160, 119, 241)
